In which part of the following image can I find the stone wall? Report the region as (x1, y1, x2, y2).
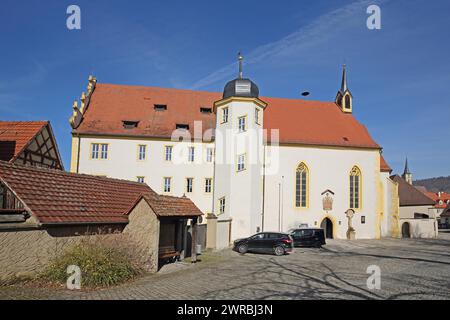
(0, 200, 160, 282)
(123, 198, 160, 272)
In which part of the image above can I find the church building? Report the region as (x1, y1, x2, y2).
(69, 55, 400, 248)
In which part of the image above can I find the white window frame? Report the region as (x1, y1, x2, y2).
(165, 146, 173, 161)
(138, 145, 147, 161)
(238, 116, 247, 132)
(137, 176, 145, 183)
(206, 148, 214, 163)
(205, 178, 212, 193)
(237, 154, 246, 172)
(163, 177, 172, 193)
(219, 197, 226, 215)
(222, 107, 229, 123)
(188, 146, 195, 162)
(186, 178, 193, 193)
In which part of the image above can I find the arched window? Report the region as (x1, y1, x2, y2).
(295, 162, 309, 208)
(345, 95, 351, 109)
(349, 166, 361, 209)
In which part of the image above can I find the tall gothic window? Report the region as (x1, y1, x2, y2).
(295, 162, 309, 208)
(350, 166, 361, 209)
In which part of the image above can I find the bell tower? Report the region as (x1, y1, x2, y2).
(335, 64, 353, 113)
(402, 157, 413, 185)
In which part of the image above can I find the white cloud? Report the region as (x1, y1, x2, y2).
(190, 0, 384, 90)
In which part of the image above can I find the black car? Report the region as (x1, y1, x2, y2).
(289, 228, 326, 248)
(233, 232, 294, 256)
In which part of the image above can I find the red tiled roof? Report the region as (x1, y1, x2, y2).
(0, 161, 202, 225)
(424, 191, 450, 208)
(0, 121, 47, 162)
(380, 155, 392, 173)
(142, 195, 203, 218)
(74, 84, 380, 149)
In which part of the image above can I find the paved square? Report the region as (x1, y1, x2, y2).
(1, 233, 450, 300)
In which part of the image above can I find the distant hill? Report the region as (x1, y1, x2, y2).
(414, 176, 450, 193)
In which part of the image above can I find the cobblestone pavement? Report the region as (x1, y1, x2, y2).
(2, 233, 450, 300)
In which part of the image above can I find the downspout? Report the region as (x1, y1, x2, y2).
(261, 144, 266, 232)
(76, 135, 81, 173)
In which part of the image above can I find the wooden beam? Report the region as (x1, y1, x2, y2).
(0, 215, 27, 223)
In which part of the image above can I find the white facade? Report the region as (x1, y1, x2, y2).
(263, 145, 382, 239)
(76, 137, 214, 217)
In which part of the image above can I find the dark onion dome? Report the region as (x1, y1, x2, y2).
(223, 78, 259, 99)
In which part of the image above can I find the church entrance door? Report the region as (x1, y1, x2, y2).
(320, 218, 333, 239)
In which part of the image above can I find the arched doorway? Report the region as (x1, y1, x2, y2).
(320, 218, 334, 239)
(402, 222, 411, 238)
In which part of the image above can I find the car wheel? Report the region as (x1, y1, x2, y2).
(274, 246, 285, 256)
(238, 244, 248, 254)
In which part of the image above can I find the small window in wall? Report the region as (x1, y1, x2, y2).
(137, 176, 145, 183)
(206, 148, 214, 163)
(163, 177, 172, 193)
(237, 154, 246, 172)
(361, 216, 366, 224)
(255, 108, 260, 125)
(101, 144, 108, 159)
(222, 107, 229, 123)
(176, 124, 189, 130)
(200, 107, 212, 114)
(122, 121, 139, 129)
(154, 104, 167, 111)
(186, 178, 193, 193)
(238, 116, 247, 132)
(165, 146, 173, 161)
(205, 178, 212, 193)
(188, 146, 195, 162)
(219, 197, 226, 215)
(138, 145, 147, 160)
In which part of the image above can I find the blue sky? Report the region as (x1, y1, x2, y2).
(0, 0, 449, 179)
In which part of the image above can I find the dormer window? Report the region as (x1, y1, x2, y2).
(176, 124, 189, 130)
(154, 104, 167, 111)
(200, 107, 212, 114)
(122, 121, 139, 129)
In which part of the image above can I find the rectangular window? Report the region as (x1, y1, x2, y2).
(222, 107, 229, 123)
(206, 148, 214, 163)
(100, 144, 108, 159)
(205, 178, 212, 193)
(91, 143, 99, 159)
(186, 178, 193, 193)
(219, 197, 226, 215)
(165, 146, 173, 161)
(255, 108, 260, 125)
(361, 216, 366, 224)
(238, 116, 247, 132)
(188, 146, 195, 162)
(163, 177, 171, 193)
(91, 143, 108, 159)
(137, 176, 145, 183)
(138, 145, 147, 160)
(237, 154, 246, 172)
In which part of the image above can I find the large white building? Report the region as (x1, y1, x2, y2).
(69, 58, 401, 248)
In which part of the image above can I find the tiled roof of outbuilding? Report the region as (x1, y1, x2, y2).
(391, 175, 435, 207)
(0, 161, 202, 225)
